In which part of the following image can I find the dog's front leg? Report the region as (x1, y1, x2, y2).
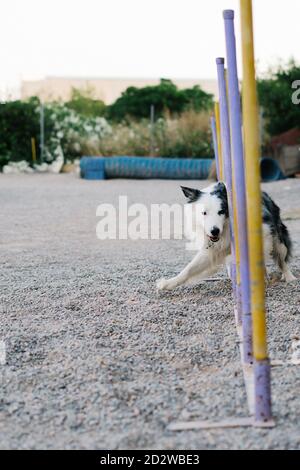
(157, 252, 213, 291)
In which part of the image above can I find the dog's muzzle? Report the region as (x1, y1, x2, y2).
(208, 235, 220, 243)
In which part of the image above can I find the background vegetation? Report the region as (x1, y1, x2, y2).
(257, 61, 300, 136)
(81, 110, 213, 158)
(0, 97, 40, 168)
(107, 79, 214, 121)
(0, 62, 299, 167)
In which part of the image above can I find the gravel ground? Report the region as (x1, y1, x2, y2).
(0, 174, 300, 450)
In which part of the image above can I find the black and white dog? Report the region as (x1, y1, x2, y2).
(157, 182, 296, 290)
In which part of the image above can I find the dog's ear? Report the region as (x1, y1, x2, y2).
(216, 181, 227, 195)
(211, 182, 229, 217)
(180, 186, 202, 203)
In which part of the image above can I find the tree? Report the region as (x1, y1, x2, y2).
(180, 85, 213, 112)
(257, 61, 300, 136)
(0, 97, 40, 163)
(66, 87, 106, 118)
(107, 79, 213, 121)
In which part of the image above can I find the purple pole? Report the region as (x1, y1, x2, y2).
(216, 58, 236, 296)
(210, 116, 220, 180)
(235, 282, 243, 326)
(254, 358, 272, 422)
(223, 10, 253, 364)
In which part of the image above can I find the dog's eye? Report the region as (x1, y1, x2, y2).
(202, 211, 207, 216)
(218, 210, 225, 216)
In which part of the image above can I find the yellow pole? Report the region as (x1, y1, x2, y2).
(31, 137, 37, 163)
(240, 0, 267, 360)
(214, 101, 224, 180)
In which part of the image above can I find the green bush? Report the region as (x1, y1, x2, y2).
(258, 61, 300, 135)
(153, 111, 213, 158)
(43, 102, 111, 161)
(82, 110, 213, 158)
(0, 98, 112, 164)
(66, 87, 106, 118)
(0, 97, 40, 162)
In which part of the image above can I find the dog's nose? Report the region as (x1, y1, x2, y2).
(211, 227, 220, 237)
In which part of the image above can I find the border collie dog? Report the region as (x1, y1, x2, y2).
(157, 182, 296, 291)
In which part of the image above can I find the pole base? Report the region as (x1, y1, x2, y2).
(254, 358, 272, 422)
(167, 416, 275, 431)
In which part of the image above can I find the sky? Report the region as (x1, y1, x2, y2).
(0, 0, 299, 98)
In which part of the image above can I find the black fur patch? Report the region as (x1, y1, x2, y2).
(210, 182, 229, 218)
(181, 186, 202, 203)
(262, 192, 292, 263)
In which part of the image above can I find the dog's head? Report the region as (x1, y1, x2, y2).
(181, 182, 229, 243)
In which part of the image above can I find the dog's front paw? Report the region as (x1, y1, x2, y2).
(156, 278, 168, 290)
(156, 278, 173, 291)
(282, 272, 297, 283)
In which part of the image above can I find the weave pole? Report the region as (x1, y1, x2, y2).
(167, 4, 274, 433)
(232, 185, 243, 326)
(240, 0, 272, 423)
(216, 58, 236, 294)
(210, 116, 221, 180)
(223, 10, 252, 364)
(214, 102, 224, 180)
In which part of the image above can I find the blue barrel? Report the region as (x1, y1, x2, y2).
(80, 156, 213, 180)
(260, 157, 285, 182)
(80, 156, 105, 180)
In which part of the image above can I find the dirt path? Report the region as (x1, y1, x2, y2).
(1, 174, 299, 449)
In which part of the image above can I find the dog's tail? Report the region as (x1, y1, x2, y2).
(262, 191, 292, 262)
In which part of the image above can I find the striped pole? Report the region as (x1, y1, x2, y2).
(211, 116, 220, 180)
(240, 0, 272, 422)
(214, 102, 224, 180)
(223, 9, 253, 363)
(216, 58, 236, 293)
